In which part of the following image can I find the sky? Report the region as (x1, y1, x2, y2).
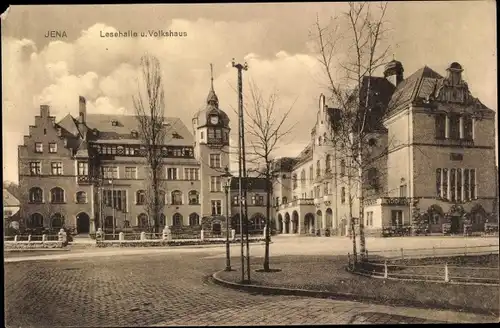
(1, 2, 497, 183)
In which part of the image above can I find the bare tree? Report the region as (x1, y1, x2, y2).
(312, 2, 390, 263)
(132, 54, 167, 234)
(244, 81, 296, 272)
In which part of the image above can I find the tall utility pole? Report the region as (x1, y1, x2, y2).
(232, 58, 250, 283)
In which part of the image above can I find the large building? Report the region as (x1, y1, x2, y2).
(18, 77, 234, 235)
(273, 61, 497, 236)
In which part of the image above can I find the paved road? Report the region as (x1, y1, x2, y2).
(5, 246, 494, 327)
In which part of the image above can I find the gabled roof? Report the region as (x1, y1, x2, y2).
(57, 114, 81, 137)
(84, 114, 194, 146)
(3, 189, 20, 207)
(387, 66, 443, 114)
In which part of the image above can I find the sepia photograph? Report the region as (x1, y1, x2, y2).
(2, 1, 498, 326)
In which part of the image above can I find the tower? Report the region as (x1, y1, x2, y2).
(193, 64, 231, 217)
(384, 57, 404, 87)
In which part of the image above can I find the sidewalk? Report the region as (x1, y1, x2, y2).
(213, 255, 498, 323)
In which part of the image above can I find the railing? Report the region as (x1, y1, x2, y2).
(279, 198, 315, 210)
(366, 244, 499, 261)
(349, 244, 499, 285)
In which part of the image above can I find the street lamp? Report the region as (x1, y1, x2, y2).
(221, 166, 233, 271)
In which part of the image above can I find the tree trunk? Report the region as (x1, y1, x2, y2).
(348, 174, 357, 264)
(358, 160, 366, 261)
(263, 175, 271, 271)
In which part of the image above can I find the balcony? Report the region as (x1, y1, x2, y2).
(279, 198, 314, 210)
(435, 137, 474, 148)
(363, 197, 410, 207)
(77, 175, 92, 185)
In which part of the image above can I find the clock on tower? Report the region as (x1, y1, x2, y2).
(210, 115, 219, 125)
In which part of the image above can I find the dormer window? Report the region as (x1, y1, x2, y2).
(111, 120, 119, 127)
(172, 132, 183, 139)
(131, 130, 138, 138)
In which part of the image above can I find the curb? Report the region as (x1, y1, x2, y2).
(211, 269, 498, 317)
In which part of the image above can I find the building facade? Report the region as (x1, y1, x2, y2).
(274, 61, 497, 236)
(4, 189, 21, 229)
(18, 78, 232, 235)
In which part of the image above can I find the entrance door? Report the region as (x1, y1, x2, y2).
(450, 215, 460, 234)
(77, 213, 90, 234)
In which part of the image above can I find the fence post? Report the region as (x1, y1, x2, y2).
(464, 245, 467, 256)
(200, 229, 204, 241)
(444, 263, 449, 283)
(432, 246, 436, 258)
(14, 235, 18, 242)
(119, 232, 124, 241)
(384, 260, 388, 279)
(400, 248, 404, 260)
(28, 235, 32, 242)
(140, 231, 146, 241)
(231, 229, 236, 241)
(42, 234, 47, 242)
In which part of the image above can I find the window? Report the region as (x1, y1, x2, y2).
(35, 142, 43, 153)
(49, 143, 57, 153)
(208, 128, 215, 139)
(233, 196, 239, 206)
(158, 190, 166, 206)
(77, 162, 88, 176)
(124, 220, 130, 228)
(201, 131, 204, 139)
(463, 115, 473, 140)
(51, 162, 63, 175)
(184, 168, 199, 180)
(316, 160, 321, 177)
(252, 195, 264, 205)
(76, 191, 87, 204)
(367, 168, 378, 189)
(50, 187, 65, 203)
(436, 169, 442, 197)
(102, 166, 118, 179)
(167, 168, 178, 180)
(340, 160, 346, 177)
(464, 169, 470, 200)
(435, 113, 446, 139)
(368, 138, 377, 147)
(28, 213, 44, 228)
(318, 136, 322, 146)
(282, 197, 287, 204)
(159, 214, 166, 227)
(292, 174, 297, 189)
(138, 214, 148, 228)
(211, 200, 222, 215)
(29, 162, 42, 175)
(189, 213, 200, 226)
(442, 169, 448, 199)
(324, 182, 330, 195)
(399, 184, 407, 198)
(366, 212, 373, 227)
(309, 166, 314, 181)
(124, 167, 137, 179)
(29, 187, 43, 203)
(391, 210, 403, 227)
(437, 167, 476, 201)
(300, 170, 306, 186)
(136, 190, 146, 205)
(188, 190, 199, 205)
(470, 169, 476, 199)
(210, 176, 222, 192)
(325, 155, 331, 172)
(209, 154, 221, 168)
(131, 130, 139, 138)
(275, 197, 279, 207)
(171, 190, 183, 205)
(103, 190, 127, 211)
(341, 187, 346, 204)
(173, 213, 183, 226)
(450, 168, 456, 201)
(449, 114, 460, 140)
(51, 213, 64, 229)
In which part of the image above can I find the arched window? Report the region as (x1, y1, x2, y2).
(189, 213, 200, 226)
(292, 174, 297, 189)
(318, 136, 322, 146)
(159, 214, 166, 227)
(29, 187, 43, 203)
(136, 190, 146, 205)
(76, 191, 87, 204)
(282, 196, 288, 204)
(309, 165, 314, 180)
(51, 213, 64, 229)
(316, 160, 321, 177)
(171, 190, 183, 205)
(173, 213, 183, 226)
(28, 213, 44, 228)
(188, 190, 199, 205)
(158, 190, 166, 206)
(300, 170, 306, 186)
(137, 213, 148, 228)
(340, 160, 346, 177)
(367, 168, 379, 189)
(325, 155, 331, 172)
(50, 187, 65, 203)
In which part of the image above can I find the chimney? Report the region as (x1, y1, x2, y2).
(383, 59, 404, 87)
(40, 105, 50, 118)
(79, 96, 86, 123)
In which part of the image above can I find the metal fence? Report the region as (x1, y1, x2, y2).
(350, 244, 499, 285)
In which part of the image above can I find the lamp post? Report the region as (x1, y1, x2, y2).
(221, 166, 233, 271)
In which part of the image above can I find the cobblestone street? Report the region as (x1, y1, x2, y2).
(5, 242, 492, 327)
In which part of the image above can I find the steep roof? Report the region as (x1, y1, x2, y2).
(3, 189, 20, 207)
(57, 114, 81, 137)
(84, 114, 194, 146)
(296, 143, 313, 165)
(387, 66, 443, 114)
(230, 177, 269, 190)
